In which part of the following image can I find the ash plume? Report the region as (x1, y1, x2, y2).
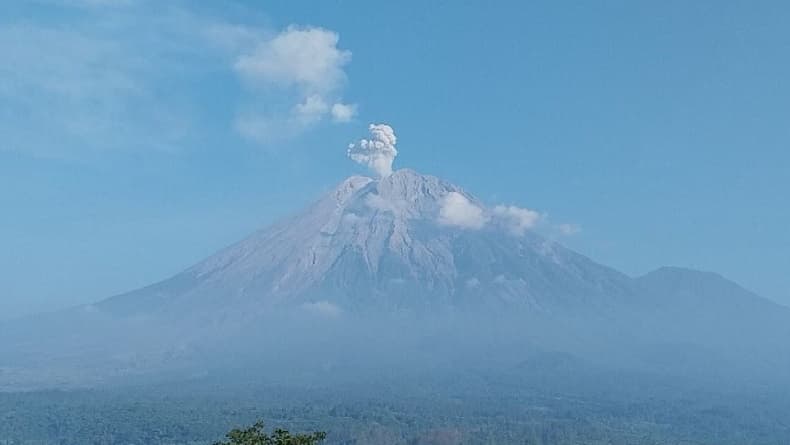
(347, 123, 398, 177)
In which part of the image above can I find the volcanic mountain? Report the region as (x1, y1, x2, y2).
(2, 169, 789, 390)
(99, 169, 633, 319)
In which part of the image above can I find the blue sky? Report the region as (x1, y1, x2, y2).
(1, 0, 788, 319)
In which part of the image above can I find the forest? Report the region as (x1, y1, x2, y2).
(2, 374, 789, 445)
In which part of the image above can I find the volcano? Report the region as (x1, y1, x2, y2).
(99, 169, 634, 318)
(2, 169, 789, 390)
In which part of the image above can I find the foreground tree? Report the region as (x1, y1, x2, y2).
(213, 421, 326, 445)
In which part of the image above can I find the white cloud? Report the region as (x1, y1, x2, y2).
(438, 192, 488, 230)
(348, 124, 398, 177)
(235, 25, 350, 94)
(231, 25, 356, 142)
(301, 301, 342, 318)
(557, 223, 581, 236)
(331, 103, 357, 122)
(492, 205, 542, 236)
(1, 4, 357, 154)
(294, 95, 330, 121)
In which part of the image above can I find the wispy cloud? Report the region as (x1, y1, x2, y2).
(0, 3, 356, 157)
(0, 4, 215, 157)
(433, 195, 576, 238)
(438, 192, 488, 229)
(492, 205, 543, 236)
(331, 103, 357, 123)
(229, 25, 357, 144)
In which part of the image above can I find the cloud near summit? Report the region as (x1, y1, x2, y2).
(344, 124, 572, 237)
(493, 205, 542, 236)
(436, 194, 578, 237)
(437, 195, 543, 234)
(438, 192, 489, 229)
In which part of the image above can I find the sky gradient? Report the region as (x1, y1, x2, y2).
(1, 0, 789, 319)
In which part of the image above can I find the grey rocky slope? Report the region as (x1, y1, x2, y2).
(99, 169, 635, 318)
(2, 169, 789, 390)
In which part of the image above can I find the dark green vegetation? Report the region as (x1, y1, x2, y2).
(213, 421, 325, 445)
(2, 375, 789, 445)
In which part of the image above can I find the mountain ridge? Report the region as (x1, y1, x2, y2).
(97, 168, 637, 318)
(3, 168, 789, 391)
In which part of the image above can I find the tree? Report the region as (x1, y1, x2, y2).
(213, 421, 326, 445)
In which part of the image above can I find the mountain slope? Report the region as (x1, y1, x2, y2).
(99, 169, 635, 318)
(2, 169, 789, 390)
(634, 267, 790, 372)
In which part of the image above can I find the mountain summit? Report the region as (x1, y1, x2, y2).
(100, 169, 632, 318)
(3, 169, 790, 391)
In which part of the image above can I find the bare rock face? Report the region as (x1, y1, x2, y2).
(3, 169, 790, 390)
(99, 169, 634, 318)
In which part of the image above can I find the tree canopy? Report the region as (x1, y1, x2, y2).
(213, 421, 326, 445)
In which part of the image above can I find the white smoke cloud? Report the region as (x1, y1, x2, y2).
(493, 205, 542, 236)
(348, 123, 398, 177)
(438, 192, 488, 229)
(232, 25, 356, 142)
